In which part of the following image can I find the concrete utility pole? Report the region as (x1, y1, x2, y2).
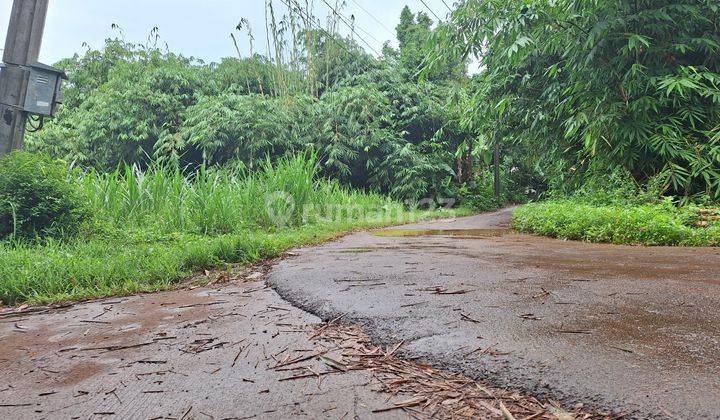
(0, 0, 50, 157)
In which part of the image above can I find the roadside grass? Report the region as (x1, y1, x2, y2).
(0, 155, 465, 306)
(512, 200, 720, 247)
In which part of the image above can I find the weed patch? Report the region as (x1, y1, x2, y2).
(513, 201, 720, 247)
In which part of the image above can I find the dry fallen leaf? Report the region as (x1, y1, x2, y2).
(246, 272, 264, 280)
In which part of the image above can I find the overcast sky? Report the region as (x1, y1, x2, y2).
(1, 0, 454, 64)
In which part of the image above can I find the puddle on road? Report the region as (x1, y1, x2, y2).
(335, 243, 466, 254)
(337, 247, 376, 253)
(373, 228, 509, 238)
(336, 231, 508, 254)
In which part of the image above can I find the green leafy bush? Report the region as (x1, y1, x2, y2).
(545, 168, 667, 206)
(513, 200, 720, 246)
(0, 152, 89, 241)
(175, 93, 316, 167)
(459, 181, 498, 211)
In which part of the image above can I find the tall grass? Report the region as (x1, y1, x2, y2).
(0, 154, 451, 305)
(82, 155, 402, 234)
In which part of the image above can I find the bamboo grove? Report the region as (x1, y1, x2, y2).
(431, 0, 720, 201)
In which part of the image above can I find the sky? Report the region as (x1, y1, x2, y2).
(1, 0, 454, 65)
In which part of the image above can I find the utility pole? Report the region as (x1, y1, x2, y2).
(0, 0, 50, 157)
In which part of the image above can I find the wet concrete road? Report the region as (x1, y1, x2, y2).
(0, 280, 405, 419)
(268, 207, 720, 418)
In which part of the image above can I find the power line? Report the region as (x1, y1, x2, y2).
(279, 0, 356, 55)
(440, 0, 453, 13)
(281, 0, 337, 43)
(418, 0, 443, 22)
(320, 0, 381, 56)
(286, 0, 381, 57)
(332, 5, 384, 47)
(349, 0, 395, 37)
(281, 0, 378, 66)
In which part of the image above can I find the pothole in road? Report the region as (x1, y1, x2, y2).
(373, 228, 509, 238)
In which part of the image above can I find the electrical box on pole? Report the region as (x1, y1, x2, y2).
(22, 62, 66, 116)
(0, 0, 60, 158)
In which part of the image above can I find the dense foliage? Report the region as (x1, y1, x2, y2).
(0, 152, 89, 241)
(27, 6, 517, 205)
(432, 0, 720, 202)
(21, 0, 719, 254)
(1, 5, 495, 305)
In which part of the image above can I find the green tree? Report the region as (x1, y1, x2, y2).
(433, 0, 720, 201)
(175, 93, 316, 166)
(212, 56, 277, 96)
(29, 41, 213, 168)
(394, 6, 465, 80)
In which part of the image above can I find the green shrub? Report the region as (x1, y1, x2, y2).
(0, 152, 89, 241)
(513, 200, 719, 247)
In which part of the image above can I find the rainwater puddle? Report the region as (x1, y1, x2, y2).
(373, 229, 509, 238)
(337, 247, 376, 253)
